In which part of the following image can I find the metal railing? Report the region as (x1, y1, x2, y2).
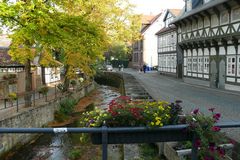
(0, 84, 86, 112)
(0, 121, 240, 160)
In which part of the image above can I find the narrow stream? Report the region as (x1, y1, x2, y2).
(4, 85, 121, 160)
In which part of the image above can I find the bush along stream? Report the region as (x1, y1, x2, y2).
(2, 85, 121, 160)
(2, 73, 161, 160)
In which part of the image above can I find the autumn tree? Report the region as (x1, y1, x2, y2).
(0, 0, 141, 107)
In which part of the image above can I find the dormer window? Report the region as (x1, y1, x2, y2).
(204, 0, 211, 4)
(186, 0, 192, 12)
(164, 12, 174, 27)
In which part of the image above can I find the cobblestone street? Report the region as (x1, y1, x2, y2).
(121, 68, 240, 142)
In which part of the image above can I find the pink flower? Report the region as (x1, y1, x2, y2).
(194, 139, 201, 147)
(213, 113, 221, 121)
(192, 108, 199, 115)
(212, 126, 221, 132)
(217, 147, 225, 157)
(204, 156, 214, 160)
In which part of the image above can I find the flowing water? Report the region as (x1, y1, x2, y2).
(4, 85, 121, 160)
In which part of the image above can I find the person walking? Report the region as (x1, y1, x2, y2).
(143, 64, 146, 73)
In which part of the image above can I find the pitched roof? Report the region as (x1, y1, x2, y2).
(155, 26, 177, 35)
(0, 49, 23, 67)
(141, 13, 162, 34)
(171, 0, 229, 24)
(141, 15, 155, 24)
(169, 9, 182, 17)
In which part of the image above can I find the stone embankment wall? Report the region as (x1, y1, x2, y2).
(0, 82, 95, 156)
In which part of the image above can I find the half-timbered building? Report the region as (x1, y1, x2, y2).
(156, 9, 181, 76)
(172, 0, 240, 89)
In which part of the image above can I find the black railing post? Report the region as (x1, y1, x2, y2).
(4, 98, 7, 108)
(45, 93, 47, 102)
(191, 134, 198, 160)
(16, 98, 19, 112)
(33, 91, 35, 107)
(55, 85, 57, 100)
(102, 125, 108, 160)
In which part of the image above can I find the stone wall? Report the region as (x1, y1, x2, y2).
(0, 82, 95, 156)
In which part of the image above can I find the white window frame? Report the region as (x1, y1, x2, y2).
(204, 16, 210, 27)
(187, 57, 192, 72)
(192, 57, 198, 72)
(198, 57, 203, 73)
(211, 14, 219, 27)
(204, 57, 209, 73)
(232, 7, 240, 22)
(237, 56, 240, 76)
(227, 56, 236, 76)
(220, 11, 229, 25)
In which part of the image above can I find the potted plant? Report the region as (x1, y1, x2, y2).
(184, 108, 234, 160)
(79, 96, 189, 144)
(163, 108, 234, 160)
(7, 92, 17, 107)
(38, 85, 49, 101)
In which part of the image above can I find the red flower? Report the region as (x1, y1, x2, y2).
(212, 126, 221, 132)
(118, 96, 131, 100)
(213, 113, 221, 121)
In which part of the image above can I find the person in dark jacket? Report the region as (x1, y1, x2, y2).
(143, 64, 146, 73)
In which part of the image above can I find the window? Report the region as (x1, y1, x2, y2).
(227, 56, 236, 76)
(204, 0, 211, 3)
(198, 57, 204, 72)
(211, 14, 219, 27)
(198, 19, 203, 28)
(186, 0, 192, 12)
(232, 7, 240, 21)
(220, 11, 229, 24)
(192, 20, 198, 30)
(204, 16, 210, 27)
(192, 57, 198, 72)
(204, 57, 209, 73)
(187, 57, 192, 71)
(238, 57, 240, 76)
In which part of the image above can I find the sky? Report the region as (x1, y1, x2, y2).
(129, 0, 185, 15)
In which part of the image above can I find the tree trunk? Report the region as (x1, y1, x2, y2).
(63, 64, 70, 92)
(41, 66, 46, 85)
(24, 59, 32, 107)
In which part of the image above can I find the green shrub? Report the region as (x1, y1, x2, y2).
(68, 148, 82, 160)
(57, 83, 66, 93)
(70, 79, 77, 86)
(59, 98, 77, 115)
(38, 86, 49, 95)
(54, 111, 69, 122)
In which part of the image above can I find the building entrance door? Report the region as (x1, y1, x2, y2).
(210, 57, 217, 88)
(210, 56, 226, 88)
(218, 56, 226, 89)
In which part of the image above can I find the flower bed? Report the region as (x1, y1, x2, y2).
(79, 96, 235, 159)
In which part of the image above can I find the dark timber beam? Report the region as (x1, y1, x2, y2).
(232, 36, 239, 54)
(203, 10, 211, 19)
(234, 0, 240, 5)
(212, 7, 220, 17)
(222, 2, 231, 12)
